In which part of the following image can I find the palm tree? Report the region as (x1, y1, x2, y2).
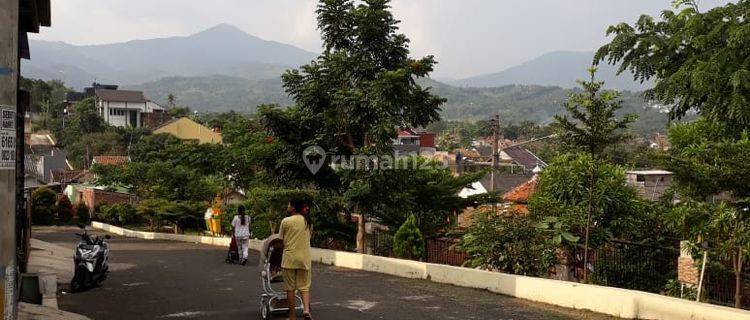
(167, 93, 176, 108)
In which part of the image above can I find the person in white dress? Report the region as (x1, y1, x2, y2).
(231, 205, 252, 265)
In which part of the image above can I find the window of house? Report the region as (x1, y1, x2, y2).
(636, 175, 645, 182)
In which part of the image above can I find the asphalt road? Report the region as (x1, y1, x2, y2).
(34, 227, 618, 320)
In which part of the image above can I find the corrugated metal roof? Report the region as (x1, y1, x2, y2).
(502, 146, 547, 171)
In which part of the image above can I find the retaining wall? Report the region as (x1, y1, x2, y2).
(90, 222, 750, 320)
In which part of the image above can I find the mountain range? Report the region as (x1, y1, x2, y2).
(22, 24, 666, 134)
(22, 24, 316, 89)
(450, 51, 650, 91)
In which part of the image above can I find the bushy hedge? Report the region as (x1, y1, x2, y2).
(97, 203, 138, 226)
(393, 214, 425, 260)
(136, 199, 204, 232)
(74, 203, 91, 225)
(31, 187, 57, 225)
(56, 196, 74, 224)
(460, 209, 556, 276)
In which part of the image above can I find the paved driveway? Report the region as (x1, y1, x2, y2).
(34, 227, 618, 320)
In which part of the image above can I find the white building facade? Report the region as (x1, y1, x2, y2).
(95, 89, 164, 128)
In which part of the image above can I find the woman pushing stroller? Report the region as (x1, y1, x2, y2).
(231, 205, 252, 265)
(279, 199, 314, 320)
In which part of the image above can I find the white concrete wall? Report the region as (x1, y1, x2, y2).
(99, 100, 145, 128)
(90, 222, 750, 320)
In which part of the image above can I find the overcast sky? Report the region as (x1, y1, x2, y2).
(31, 0, 732, 79)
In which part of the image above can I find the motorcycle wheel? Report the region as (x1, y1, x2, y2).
(70, 266, 91, 293)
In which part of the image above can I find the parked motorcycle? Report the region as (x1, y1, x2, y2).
(70, 225, 111, 292)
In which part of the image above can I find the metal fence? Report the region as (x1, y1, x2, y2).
(368, 229, 468, 266)
(703, 266, 750, 309)
(370, 228, 394, 257)
(425, 237, 467, 266)
(575, 240, 680, 293)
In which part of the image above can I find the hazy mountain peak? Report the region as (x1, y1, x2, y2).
(24, 24, 317, 89)
(452, 50, 650, 91)
(192, 23, 251, 38)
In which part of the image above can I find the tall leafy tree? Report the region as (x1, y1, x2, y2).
(555, 68, 637, 157)
(665, 119, 750, 307)
(343, 157, 485, 236)
(268, 0, 445, 156)
(597, 0, 750, 306)
(552, 69, 636, 282)
(167, 93, 176, 108)
(595, 0, 750, 132)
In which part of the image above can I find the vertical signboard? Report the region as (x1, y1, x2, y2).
(0, 105, 14, 170)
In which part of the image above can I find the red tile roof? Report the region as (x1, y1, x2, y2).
(92, 156, 130, 166)
(502, 176, 538, 204)
(50, 170, 85, 183)
(397, 129, 418, 137)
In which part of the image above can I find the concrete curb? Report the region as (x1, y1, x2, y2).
(90, 222, 750, 320)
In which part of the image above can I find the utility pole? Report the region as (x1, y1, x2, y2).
(1, 1, 20, 318)
(489, 115, 500, 212)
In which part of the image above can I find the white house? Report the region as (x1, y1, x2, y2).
(626, 169, 674, 201)
(94, 89, 165, 128)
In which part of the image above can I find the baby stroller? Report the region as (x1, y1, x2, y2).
(259, 235, 303, 319)
(225, 235, 241, 264)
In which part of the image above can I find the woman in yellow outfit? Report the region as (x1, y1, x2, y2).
(279, 199, 313, 320)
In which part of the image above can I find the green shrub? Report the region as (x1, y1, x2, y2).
(31, 187, 57, 225)
(137, 198, 204, 233)
(74, 203, 91, 225)
(56, 196, 74, 224)
(393, 214, 425, 260)
(459, 209, 556, 276)
(98, 203, 138, 226)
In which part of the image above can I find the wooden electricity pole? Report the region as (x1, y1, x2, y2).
(1, 1, 20, 318)
(489, 115, 500, 212)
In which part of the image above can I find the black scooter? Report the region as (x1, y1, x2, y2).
(70, 225, 111, 292)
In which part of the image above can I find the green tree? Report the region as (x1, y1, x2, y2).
(553, 70, 636, 282)
(393, 214, 425, 260)
(92, 161, 222, 203)
(555, 68, 637, 157)
(167, 93, 176, 108)
(20, 77, 70, 130)
(595, 0, 750, 132)
(168, 106, 190, 118)
(343, 157, 486, 235)
(460, 209, 556, 276)
(30, 187, 57, 225)
(137, 199, 204, 234)
(74, 203, 91, 225)
(665, 119, 750, 307)
(56, 196, 74, 224)
(529, 153, 644, 281)
(598, 1, 750, 305)
(97, 203, 138, 226)
(268, 0, 445, 156)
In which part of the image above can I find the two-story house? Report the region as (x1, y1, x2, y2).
(66, 83, 166, 128)
(95, 89, 164, 128)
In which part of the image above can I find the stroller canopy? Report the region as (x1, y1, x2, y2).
(259, 234, 284, 268)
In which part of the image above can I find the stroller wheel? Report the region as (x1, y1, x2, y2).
(260, 299, 271, 320)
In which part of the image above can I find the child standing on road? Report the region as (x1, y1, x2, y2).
(231, 205, 252, 265)
(280, 199, 313, 320)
